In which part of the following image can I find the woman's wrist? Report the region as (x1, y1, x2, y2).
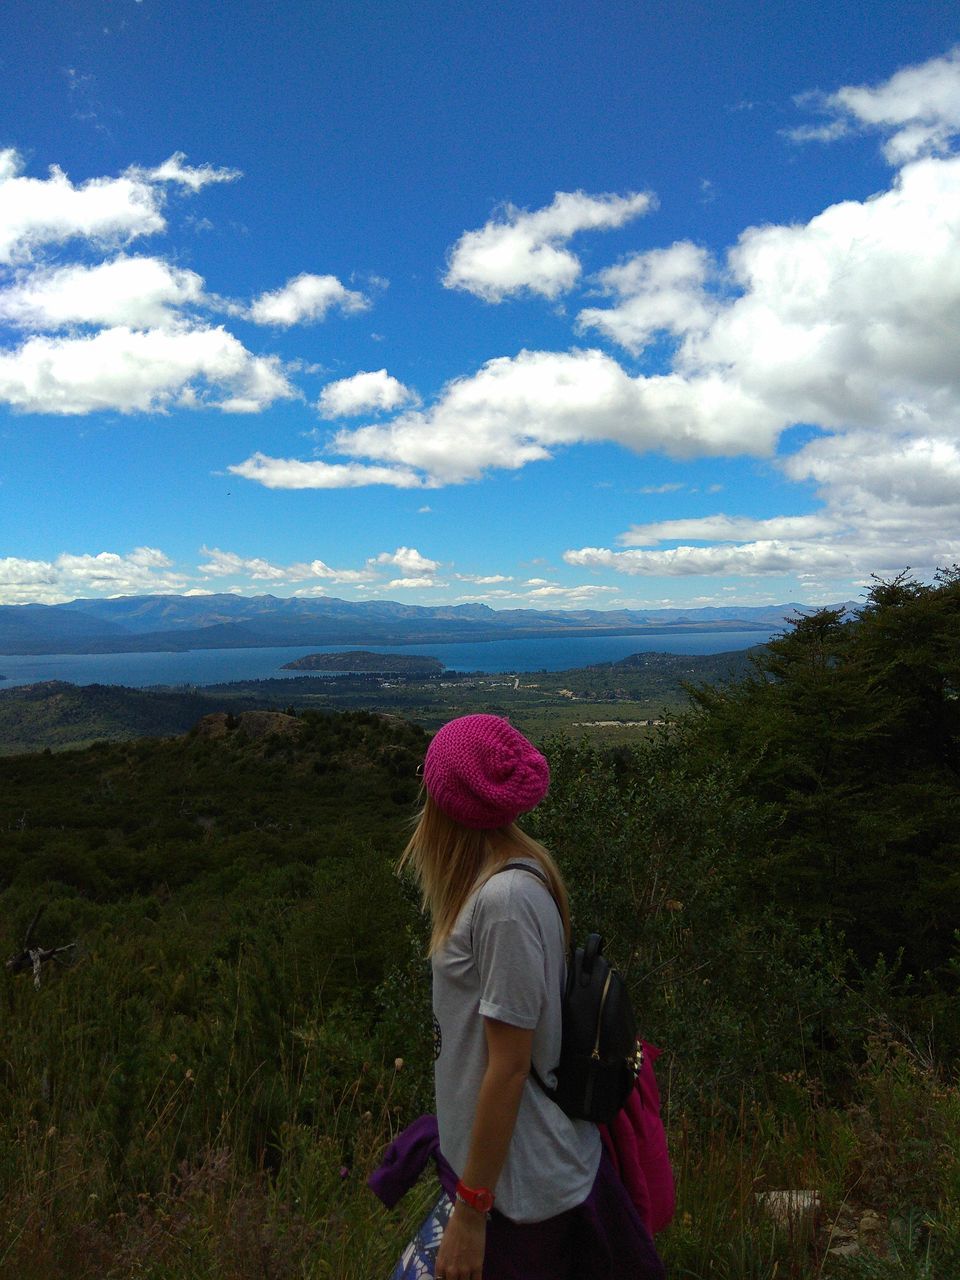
(455, 1179, 494, 1215)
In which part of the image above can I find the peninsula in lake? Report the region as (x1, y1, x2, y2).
(282, 650, 443, 674)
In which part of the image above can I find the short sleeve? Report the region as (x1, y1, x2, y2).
(472, 877, 548, 1030)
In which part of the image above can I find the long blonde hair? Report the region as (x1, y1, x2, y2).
(398, 793, 571, 955)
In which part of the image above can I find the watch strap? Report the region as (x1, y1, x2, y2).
(455, 1178, 494, 1214)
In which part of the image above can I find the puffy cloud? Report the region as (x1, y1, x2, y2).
(783, 430, 960, 509)
(573, 153, 960, 444)
(577, 242, 715, 354)
(566, 431, 960, 581)
(0, 325, 294, 414)
(228, 452, 426, 489)
(456, 581, 621, 607)
(0, 255, 205, 330)
(616, 513, 841, 547)
(387, 576, 439, 589)
(444, 189, 654, 302)
(375, 546, 440, 574)
(141, 152, 241, 190)
(317, 368, 415, 418)
(788, 46, 960, 163)
(526, 583, 620, 600)
(247, 273, 370, 326)
(197, 548, 289, 581)
(198, 546, 374, 584)
(0, 151, 320, 417)
(0, 148, 165, 263)
(330, 348, 779, 484)
(565, 542, 849, 577)
(0, 546, 185, 604)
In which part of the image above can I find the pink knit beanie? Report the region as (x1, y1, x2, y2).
(423, 714, 550, 830)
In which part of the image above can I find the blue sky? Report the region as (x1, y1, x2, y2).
(2, 0, 959, 610)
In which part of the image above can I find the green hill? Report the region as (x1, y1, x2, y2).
(0, 680, 261, 754)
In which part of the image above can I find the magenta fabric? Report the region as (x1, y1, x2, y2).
(423, 714, 550, 829)
(630, 1042, 675, 1234)
(609, 1097, 650, 1229)
(597, 1042, 675, 1235)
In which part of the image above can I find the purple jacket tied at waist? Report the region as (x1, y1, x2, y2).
(368, 1115, 666, 1280)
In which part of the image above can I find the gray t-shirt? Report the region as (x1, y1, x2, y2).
(431, 859, 601, 1223)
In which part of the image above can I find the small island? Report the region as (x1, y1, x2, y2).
(281, 650, 444, 675)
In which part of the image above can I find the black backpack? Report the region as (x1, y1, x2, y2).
(494, 862, 642, 1124)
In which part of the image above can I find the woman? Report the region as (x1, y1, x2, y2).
(397, 714, 664, 1280)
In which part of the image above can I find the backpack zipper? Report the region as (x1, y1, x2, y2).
(591, 970, 613, 1061)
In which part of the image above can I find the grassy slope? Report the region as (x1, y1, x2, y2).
(0, 705, 956, 1278)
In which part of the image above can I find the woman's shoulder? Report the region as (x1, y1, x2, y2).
(475, 859, 555, 917)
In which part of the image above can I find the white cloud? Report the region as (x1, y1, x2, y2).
(0, 255, 205, 330)
(456, 573, 513, 584)
(198, 546, 374, 584)
(577, 242, 715, 353)
(142, 152, 241, 190)
(456, 581, 620, 607)
(783, 430, 960, 509)
(616, 513, 841, 547)
(198, 548, 289, 581)
(527, 583, 619, 600)
(317, 368, 415, 418)
(0, 325, 294, 414)
(566, 432, 960, 581)
(444, 189, 654, 302)
(228, 452, 426, 489)
(789, 46, 960, 163)
(387, 576, 439, 589)
(248, 273, 370, 326)
(329, 347, 779, 484)
(375, 546, 440, 574)
(0, 148, 165, 263)
(0, 546, 185, 604)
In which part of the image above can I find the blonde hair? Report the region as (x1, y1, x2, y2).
(398, 793, 572, 955)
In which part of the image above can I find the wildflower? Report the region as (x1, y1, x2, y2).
(394, 1056, 404, 1070)
(665, 900, 684, 912)
(339, 1166, 350, 1179)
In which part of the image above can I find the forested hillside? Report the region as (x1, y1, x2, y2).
(0, 573, 957, 1278)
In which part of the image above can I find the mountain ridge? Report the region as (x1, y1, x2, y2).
(0, 592, 856, 656)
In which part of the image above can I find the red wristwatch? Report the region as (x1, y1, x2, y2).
(455, 1179, 494, 1214)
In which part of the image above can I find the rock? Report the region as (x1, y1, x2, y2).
(829, 1242, 861, 1258)
(755, 1190, 821, 1224)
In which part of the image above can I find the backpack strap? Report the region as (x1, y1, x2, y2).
(479, 859, 563, 1103)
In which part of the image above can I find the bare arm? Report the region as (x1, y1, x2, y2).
(435, 1017, 534, 1280)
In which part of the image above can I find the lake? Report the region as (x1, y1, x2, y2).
(0, 629, 779, 690)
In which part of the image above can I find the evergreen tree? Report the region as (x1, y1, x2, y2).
(684, 571, 960, 971)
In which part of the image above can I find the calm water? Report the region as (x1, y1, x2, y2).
(0, 629, 778, 690)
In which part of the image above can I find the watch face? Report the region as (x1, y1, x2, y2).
(456, 1182, 494, 1213)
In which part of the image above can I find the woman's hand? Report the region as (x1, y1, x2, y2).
(435, 1201, 487, 1280)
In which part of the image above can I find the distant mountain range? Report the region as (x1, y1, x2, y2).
(0, 592, 854, 655)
